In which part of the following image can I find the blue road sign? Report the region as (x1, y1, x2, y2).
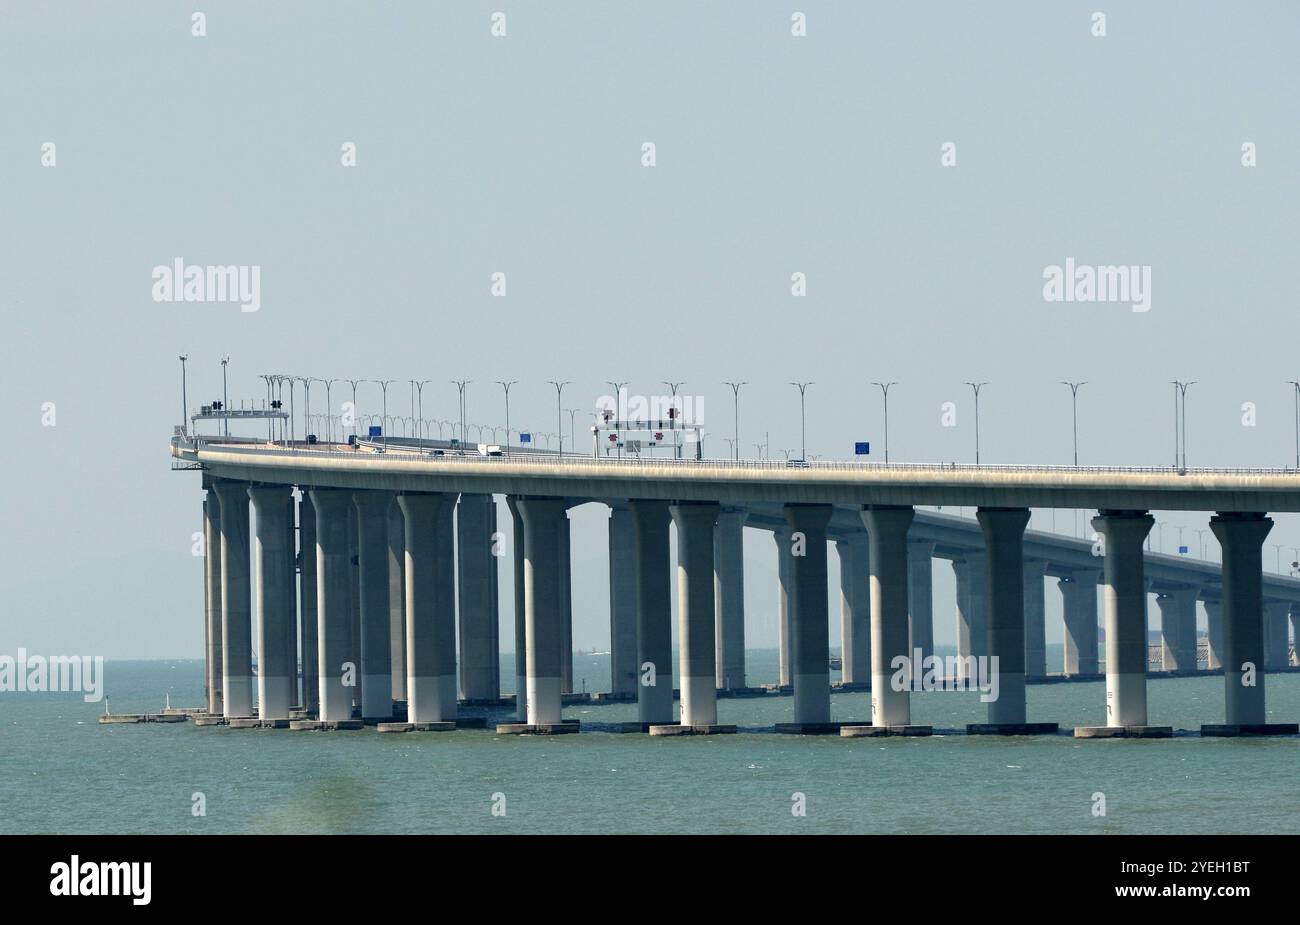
(854, 441, 870, 455)
(519, 432, 532, 443)
(368, 425, 382, 438)
(1178, 545, 1189, 554)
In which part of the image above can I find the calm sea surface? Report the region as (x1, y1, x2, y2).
(3, 649, 1297, 834)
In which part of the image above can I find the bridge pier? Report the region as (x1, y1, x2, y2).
(214, 480, 253, 719)
(954, 551, 986, 682)
(311, 489, 356, 723)
(631, 500, 674, 727)
(354, 491, 395, 721)
(1263, 599, 1291, 671)
(1077, 511, 1167, 738)
(836, 532, 871, 687)
(774, 528, 792, 688)
(1060, 568, 1100, 676)
(347, 505, 362, 715)
(848, 505, 929, 736)
(1023, 558, 1047, 681)
(506, 497, 528, 720)
(202, 486, 224, 716)
(250, 485, 294, 721)
(1156, 585, 1199, 672)
(714, 508, 747, 691)
(907, 539, 934, 667)
(387, 498, 406, 703)
(298, 491, 319, 715)
(457, 493, 500, 701)
(285, 497, 299, 710)
(667, 502, 729, 731)
(1203, 594, 1223, 670)
(559, 509, 573, 693)
(608, 502, 639, 697)
(1292, 604, 1300, 667)
(1204, 513, 1296, 735)
(400, 493, 459, 724)
(777, 504, 836, 733)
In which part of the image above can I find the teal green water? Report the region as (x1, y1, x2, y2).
(2, 654, 1297, 834)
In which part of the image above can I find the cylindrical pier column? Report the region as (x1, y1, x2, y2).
(250, 485, 294, 720)
(285, 497, 299, 709)
(213, 480, 253, 719)
(1060, 568, 1100, 675)
(507, 497, 528, 720)
(1092, 511, 1156, 727)
(774, 527, 791, 687)
(202, 487, 224, 715)
(1203, 595, 1223, 670)
(1264, 599, 1290, 671)
(298, 492, 319, 714)
(713, 508, 747, 691)
(1291, 605, 1300, 667)
(387, 498, 406, 703)
(1023, 559, 1047, 681)
(518, 497, 567, 725)
(836, 532, 871, 685)
(673, 502, 721, 724)
(608, 502, 640, 696)
(977, 507, 1031, 725)
(559, 509, 573, 693)
(954, 550, 986, 681)
(785, 504, 833, 725)
(907, 539, 934, 665)
(400, 493, 459, 723)
(1156, 585, 1199, 672)
(1210, 513, 1273, 726)
(347, 505, 362, 714)
(354, 491, 395, 721)
(310, 488, 354, 723)
(631, 499, 673, 724)
(457, 493, 501, 701)
(863, 505, 915, 726)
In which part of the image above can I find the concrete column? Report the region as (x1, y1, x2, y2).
(1210, 513, 1273, 727)
(310, 489, 354, 723)
(608, 502, 640, 696)
(249, 485, 294, 720)
(506, 497, 528, 720)
(400, 493, 459, 723)
(976, 507, 1033, 727)
(202, 488, 224, 715)
(387, 498, 406, 703)
(836, 532, 871, 685)
(353, 491, 395, 721)
(631, 499, 673, 725)
(954, 551, 987, 680)
(347, 505, 362, 712)
(713, 509, 747, 691)
(784, 504, 833, 727)
(213, 480, 252, 719)
(285, 498, 299, 709)
(1092, 511, 1156, 728)
(1291, 605, 1300, 667)
(907, 539, 934, 665)
(1060, 568, 1100, 675)
(1263, 599, 1290, 671)
(518, 497, 567, 725)
(1156, 586, 1199, 672)
(457, 493, 500, 701)
(1203, 596, 1223, 670)
(559, 510, 573, 693)
(774, 527, 791, 686)
(863, 506, 915, 727)
(672, 502, 721, 725)
(298, 492, 319, 714)
(1023, 559, 1047, 681)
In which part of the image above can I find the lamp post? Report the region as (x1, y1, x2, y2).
(723, 380, 747, 462)
(449, 380, 471, 450)
(220, 356, 230, 437)
(1288, 381, 1300, 469)
(565, 408, 582, 453)
(662, 380, 685, 459)
(178, 355, 189, 435)
(322, 379, 341, 444)
(1060, 381, 1086, 466)
(872, 381, 897, 464)
(1172, 380, 1196, 470)
(495, 380, 517, 455)
(606, 380, 628, 455)
(548, 380, 571, 456)
(411, 380, 431, 451)
(964, 381, 988, 465)
(789, 381, 813, 460)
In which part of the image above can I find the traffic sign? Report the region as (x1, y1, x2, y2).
(854, 441, 870, 455)
(519, 432, 531, 444)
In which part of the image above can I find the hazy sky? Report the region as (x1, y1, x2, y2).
(4, 2, 1299, 660)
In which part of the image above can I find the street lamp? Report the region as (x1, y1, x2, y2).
(789, 381, 813, 460)
(964, 381, 988, 465)
(366, 380, 393, 447)
(449, 380, 471, 449)
(1172, 380, 1196, 470)
(1060, 381, 1086, 466)
(220, 356, 230, 437)
(565, 408, 582, 453)
(322, 379, 341, 443)
(662, 380, 685, 459)
(1288, 381, 1300, 469)
(178, 355, 189, 435)
(547, 380, 572, 456)
(344, 379, 365, 439)
(723, 381, 747, 463)
(872, 381, 897, 464)
(495, 380, 517, 455)
(410, 380, 431, 451)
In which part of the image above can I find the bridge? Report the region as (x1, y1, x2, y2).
(171, 432, 1300, 738)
